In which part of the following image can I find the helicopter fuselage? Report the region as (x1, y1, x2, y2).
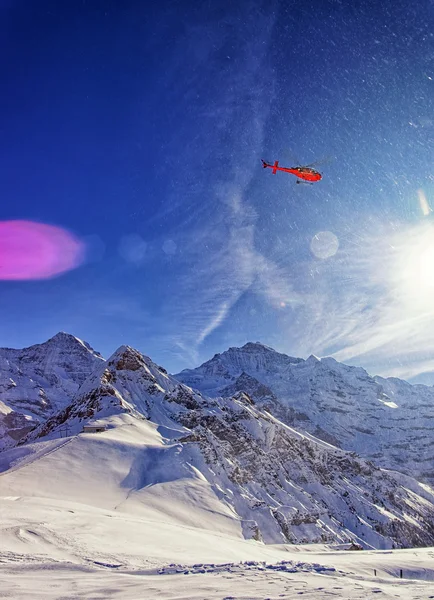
(262, 160, 322, 182)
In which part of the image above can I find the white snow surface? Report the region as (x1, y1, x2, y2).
(1, 418, 434, 598)
(2, 338, 434, 598)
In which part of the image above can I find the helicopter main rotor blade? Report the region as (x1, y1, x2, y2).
(282, 149, 302, 165)
(303, 155, 334, 168)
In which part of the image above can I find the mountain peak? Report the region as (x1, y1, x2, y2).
(239, 342, 276, 352)
(46, 332, 103, 358)
(49, 331, 78, 342)
(306, 354, 320, 363)
(108, 345, 148, 372)
(224, 342, 302, 365)
(0, 332, 105, 450)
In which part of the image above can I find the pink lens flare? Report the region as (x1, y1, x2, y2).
(0, 220, 85, 280)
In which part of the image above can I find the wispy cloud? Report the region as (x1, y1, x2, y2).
(196, 301, 231, 345)
(142, 4, 289, 365)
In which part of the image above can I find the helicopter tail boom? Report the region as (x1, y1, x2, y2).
(261, 159, 279, 174)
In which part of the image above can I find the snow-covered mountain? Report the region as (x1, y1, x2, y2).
(4, 344, 433, 550)
(176, 343, 434, 484)
(2, 335, 434, 551)
(0, 332, 104, 450)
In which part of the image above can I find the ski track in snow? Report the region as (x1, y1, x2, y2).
(1, 556, 434, 599)
(0, 437, 73, 476)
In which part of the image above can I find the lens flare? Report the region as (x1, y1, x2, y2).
(162, 239, 177, 255)
(417, 189, 432, 216)
(0, 220, 85, 280)
(310, 231, 339, 259)
(119, 233, 147, 265)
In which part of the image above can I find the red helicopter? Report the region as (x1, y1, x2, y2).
(261, 159, 322, 184)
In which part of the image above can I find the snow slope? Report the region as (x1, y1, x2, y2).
(1, 509, 434, 600)
(1, 412, 434, 598)
(2, 484, 434, 600)
(176, 342, 434, 484)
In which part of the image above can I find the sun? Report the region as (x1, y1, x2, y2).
(390, 221, 434, 310)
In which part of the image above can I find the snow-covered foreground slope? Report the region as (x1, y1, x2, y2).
(1, 420, 434, 599)
(1, 489, 434, 600)
(176, 342, 434, 484)
(0, 332, 103, 450)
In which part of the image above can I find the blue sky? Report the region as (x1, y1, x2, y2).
(1, 0, 434, 381)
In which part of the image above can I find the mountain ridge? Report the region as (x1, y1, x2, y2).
(1, 340, 434, 549)
(176, 342, 434, 484)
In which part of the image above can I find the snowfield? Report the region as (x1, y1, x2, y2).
(1, 497, 434, 600)
(1, 336, 434, 598)
(1, 415, 434, 599)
